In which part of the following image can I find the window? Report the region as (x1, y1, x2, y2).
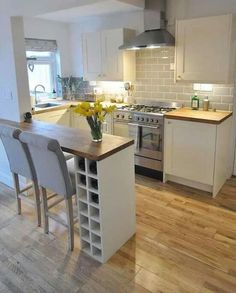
(25, 39, 61, 100)
(26, 51, 58, 95)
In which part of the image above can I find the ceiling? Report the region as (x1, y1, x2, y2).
(36, 0, 144, 23)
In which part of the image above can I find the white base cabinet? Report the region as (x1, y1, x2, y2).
(164, 118, 232, 197)
(175, 14, 236, 83)
(33, 108, 113, 134)
(33, 109, 71, 127)
(70, 111, 113, 134)
(75, 145, 135, 263)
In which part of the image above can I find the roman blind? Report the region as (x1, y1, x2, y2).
(25, 38, 57, 52)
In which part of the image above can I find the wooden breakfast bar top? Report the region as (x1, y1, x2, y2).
(0, 118, 136, 263)
(0, 118, 134, 161)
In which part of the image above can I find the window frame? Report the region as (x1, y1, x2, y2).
(26, 51, 59, 96)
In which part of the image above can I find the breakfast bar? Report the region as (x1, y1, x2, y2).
(0, 118, 136, 263)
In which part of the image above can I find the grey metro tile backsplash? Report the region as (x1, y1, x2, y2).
(133, 48, 234, 110)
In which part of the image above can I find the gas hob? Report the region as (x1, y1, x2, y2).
(115, 102, 180, 123)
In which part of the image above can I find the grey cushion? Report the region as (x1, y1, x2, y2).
(19, 131, 75, 199)
(0, 124, 36, 180)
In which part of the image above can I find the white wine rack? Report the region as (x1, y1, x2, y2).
(76, 156, 102, 261)
(75, 146, 136, 263)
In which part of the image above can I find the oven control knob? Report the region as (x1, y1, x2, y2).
(156, 119, 159, 123)
(122, 115, 125, 119)
(116, 114, 119, 118)
(141, 118, 144, 121)
(137, 117, 140, 120)
(128, 115, 132, 120)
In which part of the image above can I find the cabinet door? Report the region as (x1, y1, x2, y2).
(56, 109, 71, 126)
(82, 32, 102, 81)
(33, 109, 70, 127)
(164, 119, 216, 185)
(71, 112, 90, 131)
(102, 115, 113, 134)
(101, 29, 123, 81)
(176, 15, 232, 83)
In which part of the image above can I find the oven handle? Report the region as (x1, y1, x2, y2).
(128, 123, 140, 151)
(128, 123, 160, 130)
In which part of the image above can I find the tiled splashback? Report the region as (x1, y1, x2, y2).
(60, 77, 95, 100)
(133, 47, 234, 111)
(63, 47, 234, 110)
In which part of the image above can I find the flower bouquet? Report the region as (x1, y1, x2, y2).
(74, 100, 116, 142)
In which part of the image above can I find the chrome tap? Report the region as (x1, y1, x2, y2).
(34, 84, 45, 105)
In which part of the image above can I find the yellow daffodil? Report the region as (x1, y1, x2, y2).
(94, 103, 103, 114)
(85, 109, 94, 117)
(80, 102, 90, 110)
(105, 105, 116, 113)
(97, 113, 105, 122)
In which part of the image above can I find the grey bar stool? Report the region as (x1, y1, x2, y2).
(19, 131, 76, 251)
(0, 124, 41, 226)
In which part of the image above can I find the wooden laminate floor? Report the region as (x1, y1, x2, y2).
(0, 176, 236, 293)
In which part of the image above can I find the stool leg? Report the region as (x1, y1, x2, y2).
(12, 173, 21, 215)
(41, 187, 49, 234)
(33, 182, 41, 227)
(65, 197, 74, 251)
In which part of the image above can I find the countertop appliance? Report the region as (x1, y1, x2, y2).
(113, 102, 179, 172)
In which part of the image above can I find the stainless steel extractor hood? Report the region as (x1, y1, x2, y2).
(119, 0, 175, 50)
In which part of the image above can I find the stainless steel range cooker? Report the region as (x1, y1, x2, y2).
(113, 102, 179, 172)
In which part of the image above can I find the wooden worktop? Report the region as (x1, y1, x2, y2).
(164, 108, 232, 124)
(0, 119, 134, 161)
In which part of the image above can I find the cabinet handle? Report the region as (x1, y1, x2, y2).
(177, 75, 182, 80)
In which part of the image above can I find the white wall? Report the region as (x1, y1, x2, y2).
(69, 10, 144, 76)
(0, 15, 31, 186)
(0, 16, 30, 122)
(24, 17, 72, 77)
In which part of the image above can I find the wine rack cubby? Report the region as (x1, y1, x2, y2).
(75, 156, 102, 262)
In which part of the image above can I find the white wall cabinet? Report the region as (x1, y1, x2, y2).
(82, 28, 136, 81)
(164, 118, 232, 197)
(33, 109, 71, 127)
(175, 14, 236, 83)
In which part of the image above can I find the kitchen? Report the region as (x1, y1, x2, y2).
(0, 0, 236, 292)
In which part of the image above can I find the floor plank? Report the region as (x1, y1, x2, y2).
(0, 176, 235, 292)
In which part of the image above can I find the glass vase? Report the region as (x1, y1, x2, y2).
(90, 124, 103, 142)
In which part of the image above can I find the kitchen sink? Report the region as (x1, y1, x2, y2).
(35, 102, 62, 109)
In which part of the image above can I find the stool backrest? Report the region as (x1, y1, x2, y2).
(0, 124, 36, 180)
(19, 131, 74, 198)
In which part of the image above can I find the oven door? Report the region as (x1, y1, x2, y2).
(128, 123, 162, 160)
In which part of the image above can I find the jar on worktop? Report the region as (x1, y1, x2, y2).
(203, 96, 210, 111)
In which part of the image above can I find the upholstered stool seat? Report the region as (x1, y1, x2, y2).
(19, 131, 77, 251)
(0, 124, 41, 226)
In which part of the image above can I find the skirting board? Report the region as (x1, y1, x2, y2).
(164, 174, 213, 194)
